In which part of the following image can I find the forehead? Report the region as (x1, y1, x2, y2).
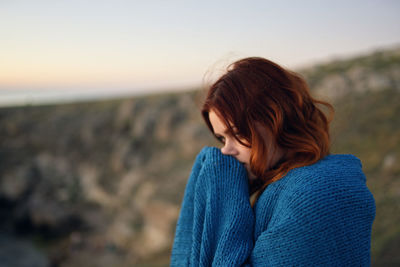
(209, 110, 233, 134)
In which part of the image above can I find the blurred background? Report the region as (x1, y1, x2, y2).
(0, 0, 399, 266)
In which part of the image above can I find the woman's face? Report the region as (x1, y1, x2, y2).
(209, 109, 257, 180)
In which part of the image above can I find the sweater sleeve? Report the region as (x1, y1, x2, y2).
(170, 146, 255, 267)
(248, 177, 376, 266)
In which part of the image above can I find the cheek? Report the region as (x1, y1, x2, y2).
(238, 147, 251, 163)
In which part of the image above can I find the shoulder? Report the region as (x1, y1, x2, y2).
(257, 154, 374, 217)
(276, 154, 375, 219)
(280, 153, 366, 192)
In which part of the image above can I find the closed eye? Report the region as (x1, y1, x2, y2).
(215, 134, 225, 144)
(215, 132, 241, 144)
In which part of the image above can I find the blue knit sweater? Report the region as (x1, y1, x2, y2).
(170, 146, 376, 266)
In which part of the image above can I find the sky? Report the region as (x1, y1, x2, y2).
(1, 0, 400, 105)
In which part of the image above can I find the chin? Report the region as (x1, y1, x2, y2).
(248, 171, 257, 179)
(244, 165, 256, 180)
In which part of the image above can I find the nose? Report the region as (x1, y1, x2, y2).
(220, 139, 238, 156)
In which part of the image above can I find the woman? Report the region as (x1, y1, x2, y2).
(170, 57, 376, 266)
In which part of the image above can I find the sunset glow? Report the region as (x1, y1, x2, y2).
(1, 0, 399, 104)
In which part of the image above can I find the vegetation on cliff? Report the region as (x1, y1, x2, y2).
(0, 45, 399, 266)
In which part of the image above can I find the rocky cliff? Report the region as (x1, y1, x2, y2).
(1, 45, 399, 267)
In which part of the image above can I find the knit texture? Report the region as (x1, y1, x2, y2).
(170, 146, 376, 266)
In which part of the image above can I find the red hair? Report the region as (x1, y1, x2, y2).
(201, 57, 335, 207)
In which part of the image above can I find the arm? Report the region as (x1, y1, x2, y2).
(170, 146, 255, 266)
